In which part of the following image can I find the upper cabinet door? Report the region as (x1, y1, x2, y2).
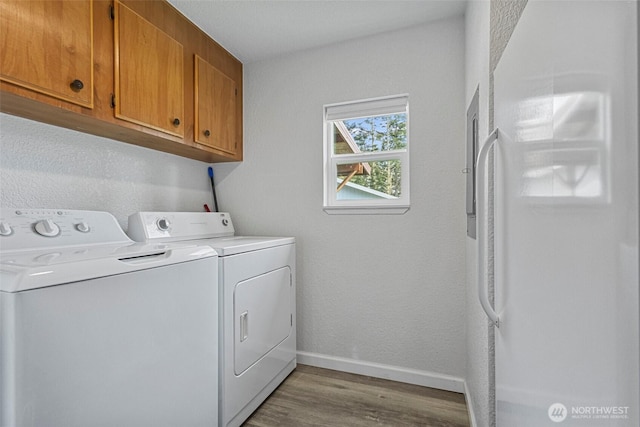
(195, 55, 237, 156)
(0, 0, 94, 108)
(114, 1, 184, 137)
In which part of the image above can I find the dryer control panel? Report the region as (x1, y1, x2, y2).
(0, 209, 131, 252)
(127, 212, 235, 242)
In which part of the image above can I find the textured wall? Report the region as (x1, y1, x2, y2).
(0, 113, 214, 228)
(213, 18, 467, 377)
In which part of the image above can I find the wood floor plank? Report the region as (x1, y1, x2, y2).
(243, 364, 470, 427)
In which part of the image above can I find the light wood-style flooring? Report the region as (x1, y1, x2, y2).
(243, 364, 470, 427)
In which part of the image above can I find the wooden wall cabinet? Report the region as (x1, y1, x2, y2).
(195, 55, 238, 157)
(0, 0, 94, 108)
(0, 0, 243, 163)
(114, 2, 184, 138)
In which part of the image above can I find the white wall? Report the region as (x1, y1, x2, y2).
(0, 113, 213, 228)
(213, 17, 467, 382)
(464, 1, 492, 426)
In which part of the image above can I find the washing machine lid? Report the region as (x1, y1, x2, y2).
(0, 242, 217, 293)
(200, 236, 294, 256)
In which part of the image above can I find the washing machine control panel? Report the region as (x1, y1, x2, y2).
(0, 209, 131, 251)
(128, 212, 235, 242)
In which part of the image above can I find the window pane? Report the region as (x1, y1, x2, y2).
(336, 160, 402, 200)
(332, 114, 407, 155)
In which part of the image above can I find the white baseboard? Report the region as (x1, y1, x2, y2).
(464, 380, 479, 427)
(296, 351, 465, 393)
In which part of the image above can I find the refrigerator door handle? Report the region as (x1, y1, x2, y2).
(476, 128, 500, 327)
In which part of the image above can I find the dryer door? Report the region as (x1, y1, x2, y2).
(234, 266, 292, 375)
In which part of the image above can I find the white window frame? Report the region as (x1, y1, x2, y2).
(323, 94, 410, 215)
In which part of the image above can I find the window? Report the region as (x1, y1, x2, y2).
(323, 94, 410, 214)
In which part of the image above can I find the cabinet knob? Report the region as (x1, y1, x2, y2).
(173, 118, 181, 127)
(70, 79, 84, 91)
(204, 129, 211, 137)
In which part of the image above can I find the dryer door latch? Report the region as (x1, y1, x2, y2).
(240, 311, 249, 342)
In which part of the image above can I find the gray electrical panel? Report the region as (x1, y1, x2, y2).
(466, 88, 479, 239)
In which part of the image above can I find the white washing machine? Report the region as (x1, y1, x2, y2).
(127, 212, 296, 427)
(0, 209, 219, 427)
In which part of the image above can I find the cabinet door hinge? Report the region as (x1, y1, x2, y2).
(109, 4, 115, 20)
(235, 88, 237, 96)
(110, 94, 116, 108)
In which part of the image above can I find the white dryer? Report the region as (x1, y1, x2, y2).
(127, 212, 296, 427)
(0, 209, 219, 427)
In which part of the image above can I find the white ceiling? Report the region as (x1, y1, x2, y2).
(167, 0, 468, 63)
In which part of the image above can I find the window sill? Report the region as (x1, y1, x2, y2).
(323, 205, 410, 215)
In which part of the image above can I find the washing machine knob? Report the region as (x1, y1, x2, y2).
(0, 222, 13, 236)
(34, 219, 61, 237)
(156, 218, 171, 231)
(222, 219, 229, 226)
(76, 222, 91, 233)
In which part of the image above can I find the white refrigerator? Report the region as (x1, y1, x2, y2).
(478, 0, 639, 425)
